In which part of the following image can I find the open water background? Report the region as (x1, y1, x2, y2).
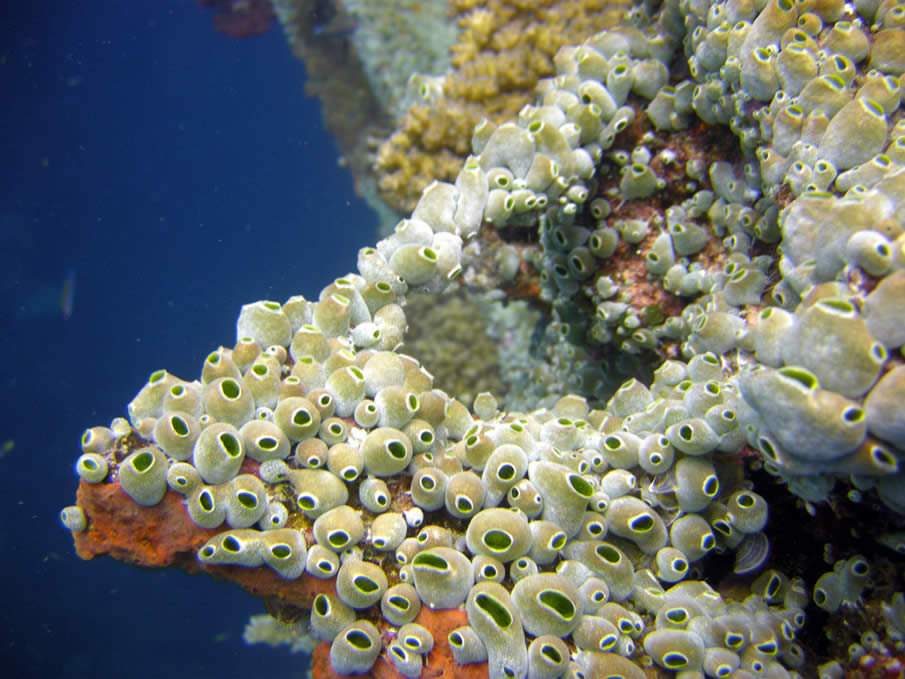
(0, 1, 374, 676)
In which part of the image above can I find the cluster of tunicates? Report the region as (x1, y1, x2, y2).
(66, 275, 814, 676)
(630, 0, 901, 514)
(69, 329, 811, 677)
(469, 20, 781, 372)
(62, 0, 905, 675)
(64, 245, 817, 677)
(511, 0, 905, 514)
(811, 555, 871, 613)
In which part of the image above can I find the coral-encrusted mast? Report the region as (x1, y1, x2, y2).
(63, 0, 905, 677)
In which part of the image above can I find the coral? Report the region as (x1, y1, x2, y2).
(61, 1, 905, 679)
(403, 291, 507, 406)
(374, 0, 634, 215)
(343, 0, 458, 120)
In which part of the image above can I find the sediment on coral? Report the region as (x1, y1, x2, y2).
(64, 1, 905, 678)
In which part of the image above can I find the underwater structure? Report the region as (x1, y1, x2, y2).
(62, 0, 905, 677)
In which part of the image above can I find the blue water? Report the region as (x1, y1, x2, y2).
(0, 2, 374, 676)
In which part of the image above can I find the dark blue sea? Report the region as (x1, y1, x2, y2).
(0, 2, 374, 676)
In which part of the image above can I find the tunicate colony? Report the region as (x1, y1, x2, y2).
(62, 0, 905, 677)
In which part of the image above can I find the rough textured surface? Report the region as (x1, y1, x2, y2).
(75, 479, 336, 608)
(74, 481, 217, 566)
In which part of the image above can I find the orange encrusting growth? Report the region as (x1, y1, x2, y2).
(74, 480, 331, 609)
(72, 479, 489, 678)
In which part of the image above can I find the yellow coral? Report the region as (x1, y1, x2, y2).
(375, 0, 633, 214)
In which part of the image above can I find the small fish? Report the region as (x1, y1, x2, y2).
(61, 267, 75, 319)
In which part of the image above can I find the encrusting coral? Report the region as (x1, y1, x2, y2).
(63, 1, 905, 678)
(374, 0, 636, 215)
(403, 290, 509, 406)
